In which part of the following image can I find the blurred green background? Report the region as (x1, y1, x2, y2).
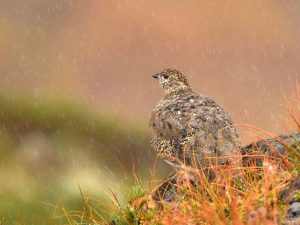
(1, 1, 300, 224)
(0, 93, 165, 224)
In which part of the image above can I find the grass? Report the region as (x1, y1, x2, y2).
(55, 135, 300, 225)
(54, 97, 300, 225)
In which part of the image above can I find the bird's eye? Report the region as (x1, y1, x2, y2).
(163, 75, 169, 79)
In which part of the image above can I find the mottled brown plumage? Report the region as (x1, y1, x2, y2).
(149, 69, 240, 168)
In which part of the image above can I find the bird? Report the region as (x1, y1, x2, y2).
(149, 69, 240, 169)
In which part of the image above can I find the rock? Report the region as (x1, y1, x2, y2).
(288, 202, 300, 219)
(280, 175, 300, 204)
(281, 175, 300, 225)
(241, 133, 300, 167)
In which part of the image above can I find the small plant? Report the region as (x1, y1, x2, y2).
(109, 185, 147, 225)
(128, 186, 147, 203)
(294, 190, 300, 202)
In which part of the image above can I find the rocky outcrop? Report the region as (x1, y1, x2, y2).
(241, 133, 300, 167)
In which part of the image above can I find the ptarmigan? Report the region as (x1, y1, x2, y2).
(149, 69, 240, 168)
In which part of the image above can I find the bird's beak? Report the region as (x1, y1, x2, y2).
(152, 74, 159, 79)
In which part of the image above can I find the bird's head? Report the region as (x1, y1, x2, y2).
(152, 69, 192, 96)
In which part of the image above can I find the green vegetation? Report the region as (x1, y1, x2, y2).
(0, 93, 165, 225)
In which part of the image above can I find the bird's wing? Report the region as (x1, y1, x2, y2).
(149, 107, 187, 140)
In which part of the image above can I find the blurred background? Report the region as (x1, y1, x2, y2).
(1, 0, 300, 224)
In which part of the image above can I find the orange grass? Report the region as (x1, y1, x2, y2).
(53, 146, 297, 225)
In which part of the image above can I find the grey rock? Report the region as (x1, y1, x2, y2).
(288, 202, 300, 219)
(241, 133, 300, 167)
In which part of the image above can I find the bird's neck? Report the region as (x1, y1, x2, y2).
(164, 86, 193, 98)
